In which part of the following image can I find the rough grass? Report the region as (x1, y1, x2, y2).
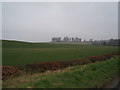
(3, 57, 119, 88)
(2, 40, 118, 66)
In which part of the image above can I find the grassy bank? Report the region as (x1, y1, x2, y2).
(3, 57, 119, 88)
(2, 40, 118, 66)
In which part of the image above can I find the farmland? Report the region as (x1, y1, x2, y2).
(2, 40, 119, 88)
(2, 40, 118, 66)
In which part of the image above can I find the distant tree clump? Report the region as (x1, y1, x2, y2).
(52, 37, 82, 42)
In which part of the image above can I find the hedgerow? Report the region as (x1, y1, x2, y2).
(2, 51, 119, 80)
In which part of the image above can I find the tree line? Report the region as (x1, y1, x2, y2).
(51, 37, 120, 46)
(92, 39, 119, 46)
(52, 37, 82, 42)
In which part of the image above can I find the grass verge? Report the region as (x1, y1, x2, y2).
(2, 56, 119, 88)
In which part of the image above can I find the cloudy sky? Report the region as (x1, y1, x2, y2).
(2, 2, 118, 42)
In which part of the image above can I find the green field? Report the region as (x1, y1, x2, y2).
(3, 57, 119, 88)
(2, 40, 119, 88)
(2, 40, 118, 66)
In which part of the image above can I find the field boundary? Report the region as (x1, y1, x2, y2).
(2, 51, 119, 80)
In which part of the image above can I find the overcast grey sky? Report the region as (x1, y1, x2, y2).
(2, 2, 118, 42)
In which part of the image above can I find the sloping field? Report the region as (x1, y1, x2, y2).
(2, 40, 118, 66)
(3, 57, 119, 88)
(2, 40, 119, 88)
